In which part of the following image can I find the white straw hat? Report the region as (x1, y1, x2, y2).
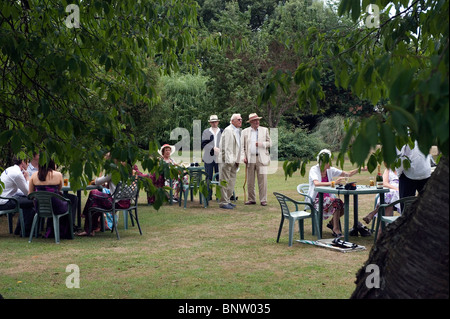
(208, 115, 220, 122)
(247, 113, 262, 123)
(158, 144, 175, 156)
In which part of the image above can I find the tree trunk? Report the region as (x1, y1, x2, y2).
(351, 156, 449, 299)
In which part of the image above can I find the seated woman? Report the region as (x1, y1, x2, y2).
(77, 155, 131, 236)
(29, 160, 77, 239)
(158, 144, 188, 203)
(307, 149, 367, 237)
(132, 164, 165, 205)
(363, 164, 401, 238)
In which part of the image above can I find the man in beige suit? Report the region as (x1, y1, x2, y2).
(241, 113, 271, 206)
(219, 114, 243, 209)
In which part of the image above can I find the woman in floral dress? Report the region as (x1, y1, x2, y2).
(307, 149, 367, 237)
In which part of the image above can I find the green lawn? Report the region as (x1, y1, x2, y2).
(0, 161, 379, 299)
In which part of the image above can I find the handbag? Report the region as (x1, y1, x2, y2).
(344, 182, 357, 190)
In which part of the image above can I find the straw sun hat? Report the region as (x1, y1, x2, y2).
(158, 144, 175, 156)
(208, 115, 220, 122)
(247, 113, 262, 123)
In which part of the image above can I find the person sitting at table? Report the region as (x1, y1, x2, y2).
(363, 163, 401, 228)
(77, 154, 131, 236)
(307, 149, 367, 237)
(29, 160, 77, 239)
(132, 163, 165, 205)
(27, 152, 40, 177)
(0, 156, 35, 236)
(158, 144, 188, 203)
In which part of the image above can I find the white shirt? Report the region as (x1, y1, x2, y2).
(27, 162, 38, 177)
(209, 127, 220, 148)
(232, 124, 240, 147)
(0, 165, 29, 205)
(250, 128, 258, 155)
(307, 164, 343, 204)
(397, 141, 431, 180)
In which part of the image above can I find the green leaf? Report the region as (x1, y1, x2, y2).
(367, 154, 378, 173)
(365, 118, 379, 147)
(351, 0, 361, 22)
(351, 133, 370, 166)
(380, 123, 397, 165)
(389, 68, 416, 104)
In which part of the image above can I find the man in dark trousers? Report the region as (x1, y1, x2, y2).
(201, 115, 222, 200)
(0, 156, 35, 236)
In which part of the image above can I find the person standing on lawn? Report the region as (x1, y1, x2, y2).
(218, 114, 243, 209)
(201, 115, 222, 200)
(241, 113, 271, 206)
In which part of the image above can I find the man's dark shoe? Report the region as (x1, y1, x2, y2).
(220, 203, 234, 209)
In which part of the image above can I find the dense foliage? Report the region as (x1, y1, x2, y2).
(2, 0, 447, 202)
(274, 0, 448, 176)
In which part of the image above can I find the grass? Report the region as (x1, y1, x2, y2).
(0, 160, 379, 299)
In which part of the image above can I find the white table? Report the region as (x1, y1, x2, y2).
(315, 185, 389, 241)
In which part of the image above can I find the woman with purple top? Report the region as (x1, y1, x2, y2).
(29, 160, 77, 239)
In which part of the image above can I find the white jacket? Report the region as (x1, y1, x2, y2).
(307, 164, 342, 203)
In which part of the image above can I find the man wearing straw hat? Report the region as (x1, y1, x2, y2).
(219, 114, 243, 209)
(241, 113, 271, 206)
(201, 115, 223, 200)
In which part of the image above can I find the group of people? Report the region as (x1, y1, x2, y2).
(0, 152, 137, 238)
(308, 141, 432, 238)
(0, 154, 77, 238)
(200, 113, 272, 210)
(0, 121, 434, 241)
(156, 114, 433, 239)
(152, 113, 272, 210)
(361, 141, 433, 238)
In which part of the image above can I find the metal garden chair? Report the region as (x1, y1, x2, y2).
(88, 181, 141, 240)
(373, 196, 417, 243)
(0, 196, 25, 237)
(296, 183, 320, 236)
(274, 192, 321, 247)
(179, 168, 210, 209)
(28, 191, 73, 244)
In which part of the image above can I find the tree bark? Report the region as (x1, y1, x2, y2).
(351, 156, 449, 299)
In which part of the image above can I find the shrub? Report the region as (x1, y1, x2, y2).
(277, 125, 327, 161)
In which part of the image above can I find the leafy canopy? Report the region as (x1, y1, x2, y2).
(265, 0, 448, 177)
(0, 0, 199, 187)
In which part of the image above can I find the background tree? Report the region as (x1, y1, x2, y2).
(158, 73, 213, 144)
(0, 0, 200, 189)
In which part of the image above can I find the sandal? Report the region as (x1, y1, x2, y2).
(332, 231, 343, 238)
(358, 224, 372, 237)
(350, 221, 371, 237)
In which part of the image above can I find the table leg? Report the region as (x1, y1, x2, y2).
(344, 194, 350, 242)
(77, 190, 82, 228)
(318, 192, 324, 237)
(353, 194, 359, 230)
